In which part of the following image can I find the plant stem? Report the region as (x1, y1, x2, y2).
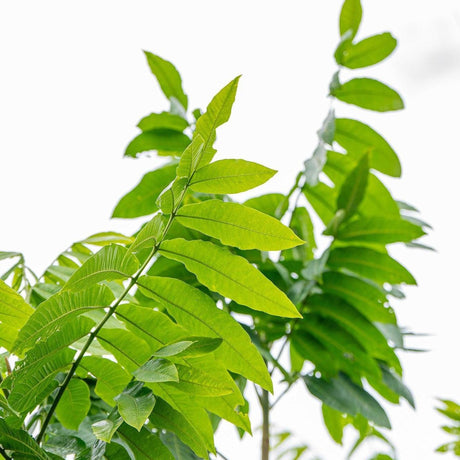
(0, 447, 12, 460)
(261, 389, 270, 460)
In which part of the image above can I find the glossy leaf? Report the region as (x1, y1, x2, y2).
(112, 163, 177, 218)
(159, 238, 301, 318)
(64, 244, 139, 292)
(176, 200, 303, 250)
(55, 379, 90, 430)
(331, 78, 404, 112)
(334, 118, 401, 177)
(189, 159, 276, 194)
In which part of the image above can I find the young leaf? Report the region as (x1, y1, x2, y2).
(125, 130, 190, 158)
(133, 359, 179, 383)
(189, 159, 276, 194)
(282, 207, 316, 261)
(55, 379, 91, 431)
(334, 118, 401, 177)
(112, 163, 177, 218)
(331, 78, 404, 112)
(193, 76, 240, 169)
(176, 200, 304, 250)
(339, 0, 362, 39)
(336, 153, 369, 220)
(143, 51, 188, 110)
(328, 246, 417, 285)
(136, 275, 272, 391)
(339, 33, 397, 69)
(336, 216, 425, 244)
(63, 244, 139, 292)
(158, 238, 301, 318)
(116, 382, 156, 431)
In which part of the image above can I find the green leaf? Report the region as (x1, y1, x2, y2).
(55, 379, 90, 431)
(118, 423, 174, 460)
(304, 142, 327, 187)
(282, 207, 316, 261)
(339, 0, 362, 39)
(157, 178, 188, 214)
(304, 373, 391, 428)
(159, 239, 301, 318)
(334, 119, 401, 177)
(338, 33, 397, 69)
(303, 182, 336, 225)
(331, 78, 404, 112)
(317, 109, 336, 145)
(116, 382, 156, 431)
(128, 214, 166, 254)
(80, 356, 131, 404)
(189, 159, 276, 194)
(112, 163, 177, 218)
(152, 338, 222, 358)
(92, 413, 123, 443)
(136, 276, 272, 391)
(144, 51, 188, 110)
(328, 246, 416, 285)
(14, 285, 113, 354)
(336, 153, 369, 220)
(244, 193, 289, 219)
(0, 419, 50, 459)
(175, 136, 205, 179)
(138, 112, 188, 132)
(176, 200, 303, 250)
(64, 244, 139, 292)
(133, 359, 179, 383)
(151, 340, 195, 357)
(125, 130, 190, 158)
(160, 432, 201, 460)
(336, 217, 425, 244)
(152, 400, 208, 459)
(322, 404, 345, 444)
(0, 279, 33, 352)
(78, 232, 134, 246)
(193, 76, 240, 169)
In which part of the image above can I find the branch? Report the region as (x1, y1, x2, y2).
(0, 446, 12, 460)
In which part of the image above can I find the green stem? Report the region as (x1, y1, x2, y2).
(261, 389, 270, 460)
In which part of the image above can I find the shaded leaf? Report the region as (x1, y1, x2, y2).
(55, 379, 91, 431)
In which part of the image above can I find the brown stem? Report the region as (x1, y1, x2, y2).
(261, 389, 270, 460)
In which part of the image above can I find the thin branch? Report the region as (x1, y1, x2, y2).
(216, 449, 230, 460)
(269, 384, 291, 410)
(0, 446, 12, 460)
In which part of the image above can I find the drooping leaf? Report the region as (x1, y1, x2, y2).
(64, 244, 139, 292)
(193, 76, 240, 169)
(125, 130, 190, 158)
(334, 118, 401, 177)
(158, 239, 301, 318)
(136, 275, 272, 391)
(189, 159, 276, 194)
(117, 423, 174, 460)
(176, 200, 303, 250)
(144, 51, 188, 110)
(116, 382, 156, 431)
(322, 404, 345, 444)
(339, 0, 362, 39)
(338, 33, 397, 69)
(112, 163, 177, 218)
(55, 379, 91, 431)
(304, 373, 391, 428)
(335, 216, 425, 244)
(328, 246, 416, 285)
(331, 78, 404, 112)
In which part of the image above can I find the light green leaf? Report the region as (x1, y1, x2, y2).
(176, 136, 205, 179)
(322, 404, 345, 444)
(64, 244, 139, 292)
(331, 78, 404, 112)
(116, 382, 156, 431)
(189, 159, 276, 194)
(339, 33, 397, 69)
(158, 239, 301, 318)
(136, 276, 272, 391)
(118, 423, 174, 460)
(0, 279, 33, 352)
(339, 0, 362, 39)
(144, 51, 188, 110)
(80, 356, 131, 404)
(334, 119, 401, 177)
(244, 193, 288, 219)
(336, 217, 425, 244)
(151, 340, 195, 358)
(304, 373, 391, 428)
(157, 178, 187, 214)
(128, 214, 166, 254)
(0, 419, 50, 459)
(282, 207, 316, 261)
(303, 182, 336, 225)
(137, 112, 188, 132)
(14, 285, 113, 354)
(176, 200, 304, 250)
(92, 413, 123, 443)
(133, 359, 179, 383)
(78, 232, 134, 246)
(193, 76, 240, 169)
(55, 379, 90, 431)
(112, 163, 177, 218)
(336, 153, 369, 220)
(125, 130, 190, 158)
(328, 246, 416, 285)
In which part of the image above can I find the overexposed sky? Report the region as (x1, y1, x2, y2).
(1, 1, 460, 459)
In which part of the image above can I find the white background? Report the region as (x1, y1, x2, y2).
(1, 1, 460, 459)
